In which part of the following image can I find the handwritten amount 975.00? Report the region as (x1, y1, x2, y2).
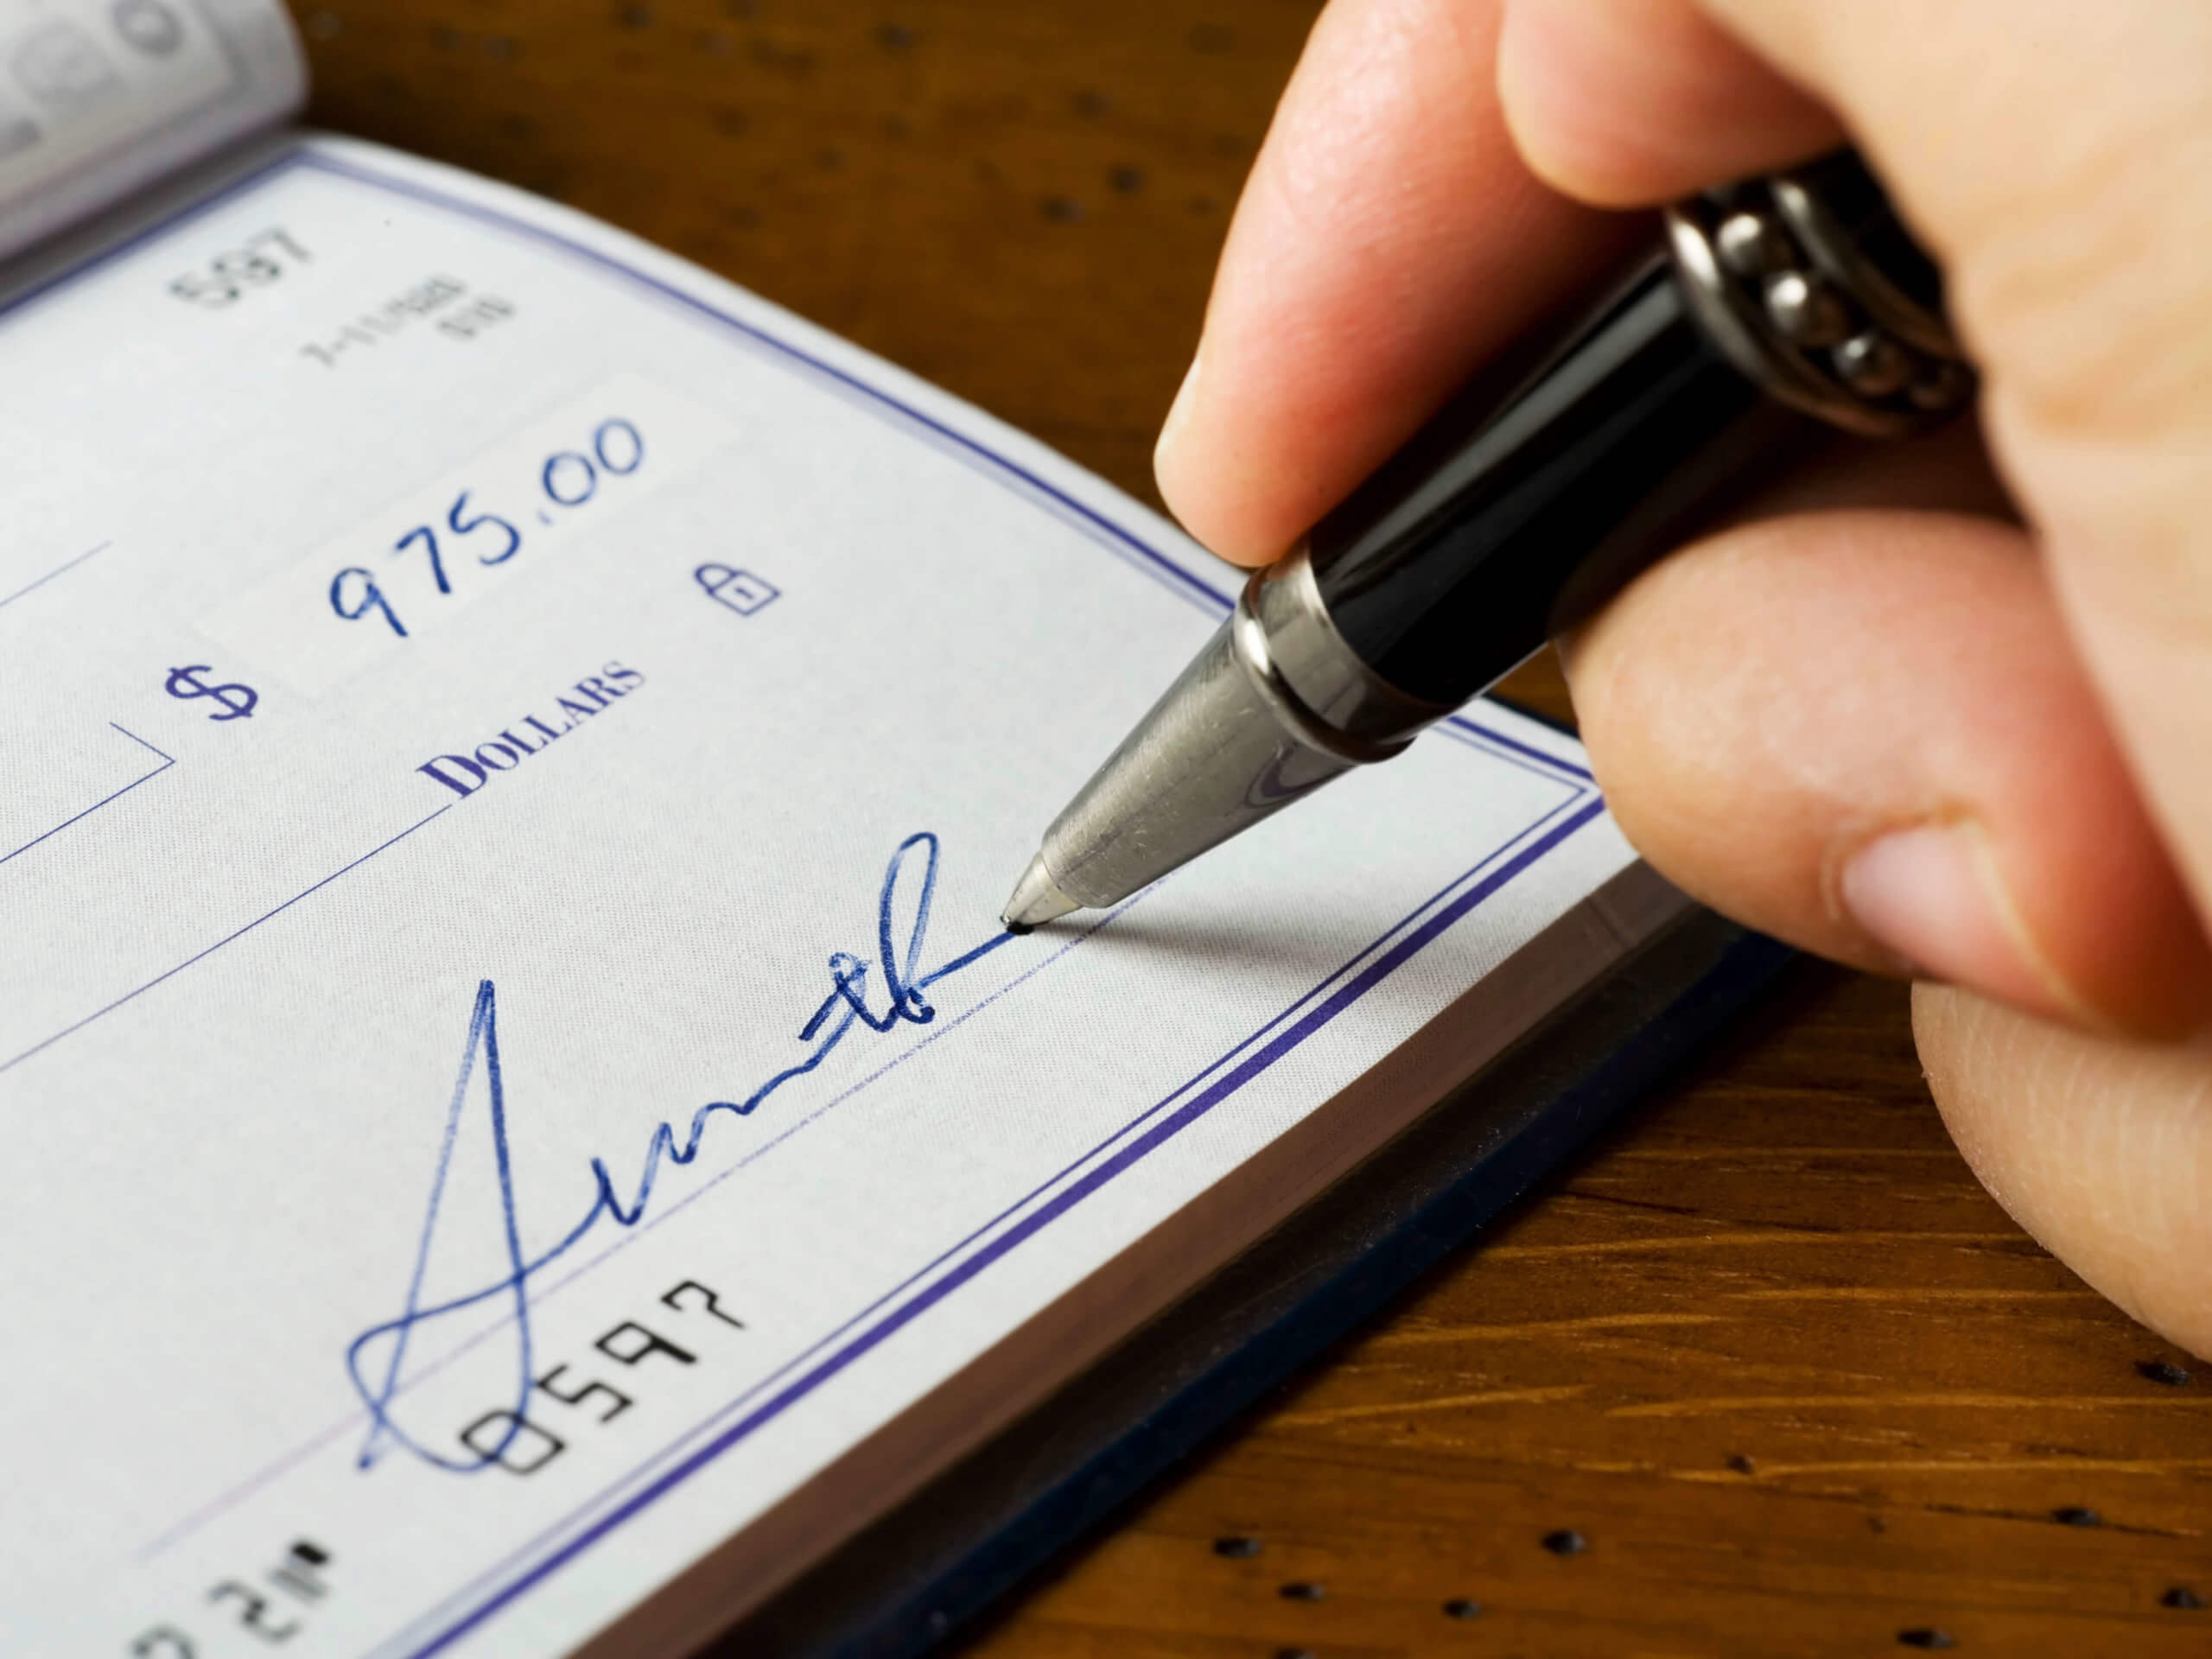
(328, 416, 645, 639)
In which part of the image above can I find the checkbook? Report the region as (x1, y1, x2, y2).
(0, 5, 1784, 1655)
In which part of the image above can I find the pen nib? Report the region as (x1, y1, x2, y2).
(1001, 855, 1081, 932)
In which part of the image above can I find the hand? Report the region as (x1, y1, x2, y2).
(1153, 0, 2212, 1355)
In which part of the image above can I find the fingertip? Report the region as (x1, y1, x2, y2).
(1495, 0, 1643, 205)
(1568, 507, 2212, 1042)
(1154, 352, 1200, 473)
(1152, 343, 1287, 569)
(1839, 820, 2105, 1029)
(1152, 350, 1226, 557)
(1151, 0, 1633, 571)
(1914, 984, 2212, 1362)
(1844, 819, 2212, 1043)
(1497, 0, 1843, 207)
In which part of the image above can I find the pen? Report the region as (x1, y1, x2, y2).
(1002, 149, 1974, 931)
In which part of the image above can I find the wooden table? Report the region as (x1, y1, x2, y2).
(295, 3, 2212, 1651)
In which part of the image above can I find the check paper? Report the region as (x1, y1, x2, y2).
(0, 138, 1640, 1656)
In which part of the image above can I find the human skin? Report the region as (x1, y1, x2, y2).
(1153, 0, 2212, 1356)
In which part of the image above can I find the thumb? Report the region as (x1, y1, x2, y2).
(1500, 0, 2212, 938)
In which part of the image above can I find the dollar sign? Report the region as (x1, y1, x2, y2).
(163, 664, 258, 721)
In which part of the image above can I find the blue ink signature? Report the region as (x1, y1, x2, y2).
(346, 831, 1018, 1472)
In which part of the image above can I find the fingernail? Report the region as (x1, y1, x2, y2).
(1154, 347, 1203, 480)
(1841, 821, 2092, 1022)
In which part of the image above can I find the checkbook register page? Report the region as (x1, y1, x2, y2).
(0, 5, 1693, 1655)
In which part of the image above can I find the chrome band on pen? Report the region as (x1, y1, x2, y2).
(1230, 550, 1447, 765)
(1665, 166, 1973, 439)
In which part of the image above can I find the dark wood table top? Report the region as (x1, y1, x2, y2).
(294, 2, 2212, 1651)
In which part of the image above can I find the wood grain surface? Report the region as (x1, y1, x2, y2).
(289, 2, 2212, 1652)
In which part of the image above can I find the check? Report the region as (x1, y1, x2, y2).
(0, 138, 1655, 1656)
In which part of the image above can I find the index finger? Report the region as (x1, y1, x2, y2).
(1153, 0, 1632, 566)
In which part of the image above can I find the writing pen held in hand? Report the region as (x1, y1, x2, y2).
(1002, 149, 1975, 931)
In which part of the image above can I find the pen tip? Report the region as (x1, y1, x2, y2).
(1001, 855, 1082, 932)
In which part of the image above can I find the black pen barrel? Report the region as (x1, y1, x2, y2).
(1306, 252, 1815, 708)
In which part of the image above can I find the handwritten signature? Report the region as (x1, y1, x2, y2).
(346, 831, 1018, 1472)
